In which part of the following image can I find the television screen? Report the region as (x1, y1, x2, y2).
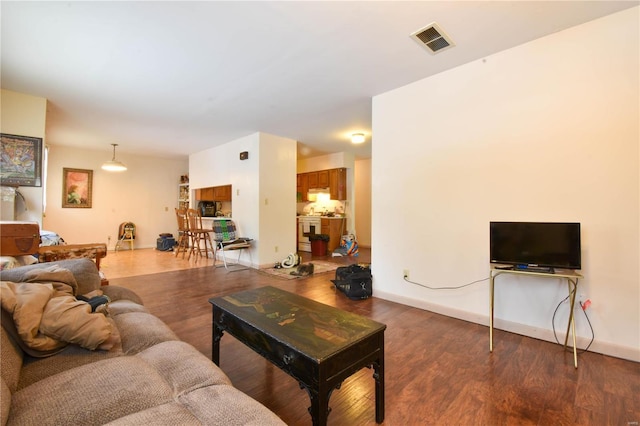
(490, 222, 581, 270)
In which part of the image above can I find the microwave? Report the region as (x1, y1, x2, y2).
(198, 201, 217, 217)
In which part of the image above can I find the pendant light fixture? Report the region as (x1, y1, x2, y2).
(101, 144, 127, 172)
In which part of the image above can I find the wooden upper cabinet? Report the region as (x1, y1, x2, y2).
(297, 173, 309, 202)
(213, 185, 232, 201)
(298, 168, 346, 201)
(307, 172, 318, 189)
(318, 170, 329, 188)
(196, 185, 231, 201)
(197, 187, 215, 201)
(329, 168, 347, 200)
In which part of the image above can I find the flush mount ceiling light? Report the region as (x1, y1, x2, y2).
(351, 133, 365, 144)
(101, 144, 127, 172)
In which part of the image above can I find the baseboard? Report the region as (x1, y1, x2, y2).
(374, 290, 640, 363)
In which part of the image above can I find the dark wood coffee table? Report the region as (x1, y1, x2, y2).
(209, 286, 386, 426)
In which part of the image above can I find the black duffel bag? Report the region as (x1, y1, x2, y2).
(331, 264, 372, 300)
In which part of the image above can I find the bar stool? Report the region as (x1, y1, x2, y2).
(174, 208, 191, 258)
(186, 208, 214, 261)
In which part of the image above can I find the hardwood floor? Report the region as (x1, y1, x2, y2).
(107, 248, 639, 425)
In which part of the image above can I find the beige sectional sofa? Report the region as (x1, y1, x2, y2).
(0, 258, 284, 425)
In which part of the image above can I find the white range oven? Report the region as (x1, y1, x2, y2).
(298, 216, 321, 252)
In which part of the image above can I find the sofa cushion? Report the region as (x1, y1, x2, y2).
(104, 402, 203, 425)
(112, 311, 179, 355)
(17, 343, 122, 390)
(102, 286, 144, 306)
(0, 317, 23, 393)
(108, 299, 148, 315)
(136, 340, 230, 388)
(106, 385, 286, 426)
(9, 356, 173, 425)
(8, 341, 285, 426)
(1, 378, 10, 426)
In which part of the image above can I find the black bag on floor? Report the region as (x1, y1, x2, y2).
(331, 264, 372, 300)
(156, 234, 175, 251)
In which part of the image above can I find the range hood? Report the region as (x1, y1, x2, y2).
(307, 187, 330, 201)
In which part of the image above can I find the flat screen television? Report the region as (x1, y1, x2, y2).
(490, 222, 581, 270)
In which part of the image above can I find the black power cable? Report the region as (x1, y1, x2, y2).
(552, 293, 595, 354)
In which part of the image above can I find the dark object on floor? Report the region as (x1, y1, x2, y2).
(290, 263, 314, 276)
(332, 264, 372, 300)
(156, 234, 176, 251)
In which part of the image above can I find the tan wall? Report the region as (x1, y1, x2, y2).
(0, 89, 47, 223)
(354, 158, 371, 247)
(44, 144, 188, 250)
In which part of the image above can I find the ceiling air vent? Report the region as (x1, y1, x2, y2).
(410, 22, 455, 55)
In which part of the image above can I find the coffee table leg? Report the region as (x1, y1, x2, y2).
(212, 309, 223, 365)
(301, 383, 330, 426)
(373, 354, 385, 423)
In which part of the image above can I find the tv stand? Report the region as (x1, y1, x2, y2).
(489, 266, 583, 368)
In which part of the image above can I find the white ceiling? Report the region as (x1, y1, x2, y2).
(1, 1, 636, 160)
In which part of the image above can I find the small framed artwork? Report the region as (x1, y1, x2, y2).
(0, 133, 43, 187)
(62, 168, 93, 208)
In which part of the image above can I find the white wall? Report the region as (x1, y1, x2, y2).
(372, 8, 639, 361)
(44, 144, 188, 249)
(0, 90, 47, 224)
(190, 132, 297, 268)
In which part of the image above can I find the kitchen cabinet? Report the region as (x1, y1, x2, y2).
(321, 218, 345, 254)
(213, 185, 232, 201)
(196, 185, 232, 202)
(308, 172, 318, 189)
(318, 170, 329, 188)
(196, 187, 215, 201)
(297, 174, 309, 202)
(329, 168, 347, 200)
(297, 168, 346, 201)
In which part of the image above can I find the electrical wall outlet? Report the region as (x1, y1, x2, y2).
(403, 269, 410, 280)
(578, 294, 591, 311)
(275, 246, 278, 253)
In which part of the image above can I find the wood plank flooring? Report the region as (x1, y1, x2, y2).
(107, 249, 639, 425)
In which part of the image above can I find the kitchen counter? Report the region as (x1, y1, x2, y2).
(297, 215, 345, 219)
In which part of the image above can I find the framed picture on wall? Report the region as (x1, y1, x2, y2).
(0, 133, 43, 187)
(62, 168, 93, 208)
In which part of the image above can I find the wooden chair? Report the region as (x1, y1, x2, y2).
(212, 219, 252, 271)
(186, 208, 215, 261)
(174, 208, 191, 259)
